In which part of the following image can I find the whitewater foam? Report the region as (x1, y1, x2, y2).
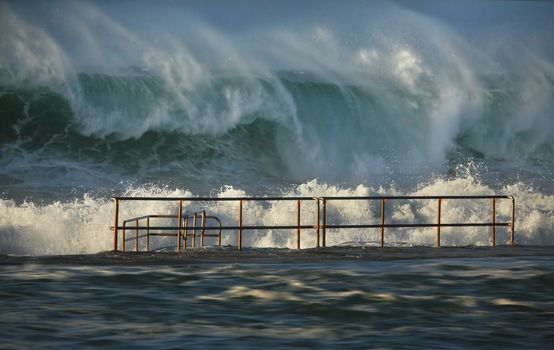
(0, 177, 552, 256)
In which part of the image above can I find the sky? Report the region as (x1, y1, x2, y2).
(7, 0, 554, 39)
(2, 0, 553, 74)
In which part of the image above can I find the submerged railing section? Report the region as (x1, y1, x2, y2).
(110, 195, 515, 253)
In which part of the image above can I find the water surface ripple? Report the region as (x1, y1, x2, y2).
(1, 257, 553, 349)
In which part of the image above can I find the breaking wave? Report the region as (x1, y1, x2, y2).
(0, 1, 552, 254)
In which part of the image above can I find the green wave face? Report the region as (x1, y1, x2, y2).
(0, 71, 553, 197)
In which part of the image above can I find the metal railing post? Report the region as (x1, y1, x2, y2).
(492, 198, 496, 247)
(135, 219, 139, 252)
(201, 210, 206, 247)
(436, 198, 442, 247)
(238, 200, 243, 251)
(322, 199, 327, 247)
(380, 198, 386, 247)
(184, 216, 189, 250)
(297, 200, 301, 250)
(315, 198, 320, 248)
(146, 217, 150, 253)
(177, 200, 183, 252)
(510, 196, 515, 246)
(113, 199, 119, 253)
(193, 213, 197, 248)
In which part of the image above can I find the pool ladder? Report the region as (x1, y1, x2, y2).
(119, 210, 222, 253)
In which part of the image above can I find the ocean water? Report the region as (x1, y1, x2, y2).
(1, 256, 553, 349)
(1, 1, 554, 348)
(1, 1, 553, 254)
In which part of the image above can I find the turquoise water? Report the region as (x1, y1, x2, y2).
(1, 256, 553, 349)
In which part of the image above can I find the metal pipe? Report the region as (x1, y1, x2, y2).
(113, 195, 512, 202)
(113, 199, 119, 253)
(436, 198, 442, 248)
(315, 198, 320, 248)
(297, 200, 301, 250)
(113, 222, 511, 231)
(193, 212, 197, 248)
(322, 199, 327, 247)
(510, 196, 515, 246)
(492, 198, 496, 247)
(146, 217, 150, 253)
(201, 210, 206, 247)
(380, 198, 386, 247)
(238, 200, 243, 251)
(110, 195, 517, 251)
(135, 219, 139, 253)
(203, 216, 222, 246)
(184, 216, 189, 250)
(177, 200, 183, 252)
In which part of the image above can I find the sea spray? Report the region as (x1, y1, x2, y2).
(0, 177, 552, 255)
(0, 1, 553, 255)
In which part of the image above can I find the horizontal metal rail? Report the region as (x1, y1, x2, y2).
(112, 223, 510, 231)
(112, 195, 510, 201)
(320, 195, 512, 200)
(112, 196, 318, 201)
(321, 223, 511, 229)
(111, 195, 515, 253)
(117, 212, 223, 253)
(112, 225, 317, 231)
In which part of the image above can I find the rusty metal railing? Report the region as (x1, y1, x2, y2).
(110, 195, 515, 253)
(119, 213, 222, 253)
(318, 195, 515, 248)
(182, 211, 222, 249)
